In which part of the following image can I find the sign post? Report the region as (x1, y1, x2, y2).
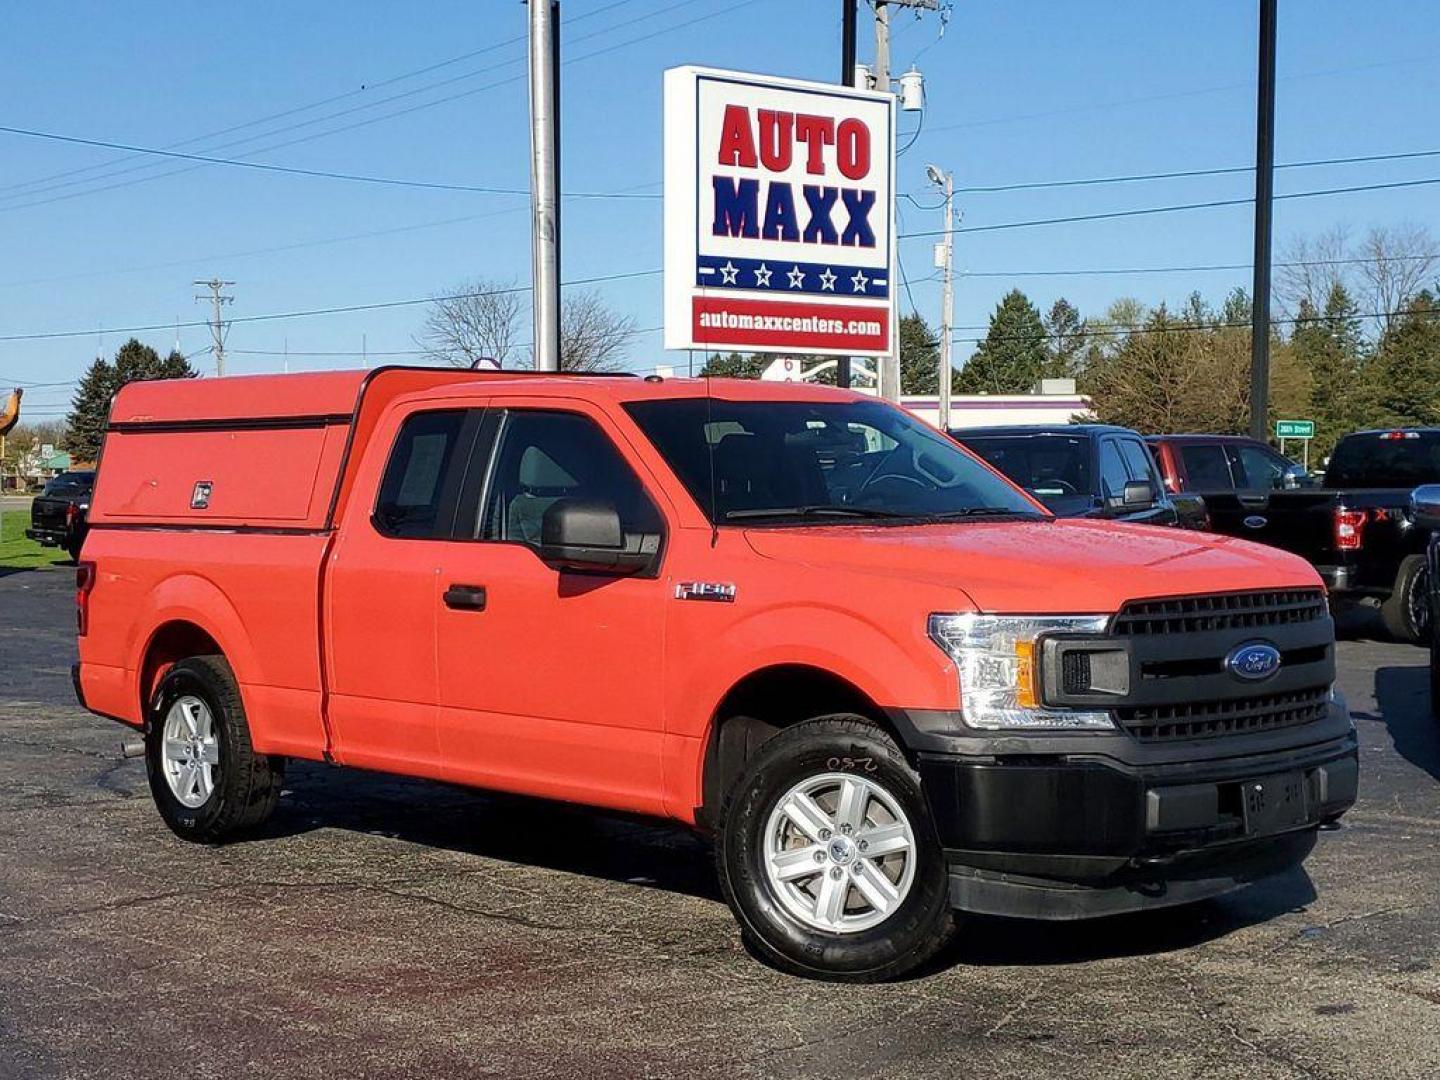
(1275, 419, 1315, 470)
(664, 67, 896, 372)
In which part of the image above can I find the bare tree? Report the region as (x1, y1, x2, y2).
(1356, 223, 1439, 333)
(1275, 224, 1350, 319)
(419, 278, 524, 368)
(552, 289, 637, 372)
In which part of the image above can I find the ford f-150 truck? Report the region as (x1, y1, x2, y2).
(74, 367, 1358, 981)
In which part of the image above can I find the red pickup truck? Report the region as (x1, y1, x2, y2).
(75, 368, 1357, 980)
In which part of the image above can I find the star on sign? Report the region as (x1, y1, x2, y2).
(719, 261, 739, 285)
(819, 267, 837, 291)
(787, 265, 806, 289)
(850, 269, 870, 293)
(753, 263, 773, 287)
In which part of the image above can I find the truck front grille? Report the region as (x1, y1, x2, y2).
(1115, 686, 1331, 743)
(1112, 588, 1327, 637)
(1106, 588, 1333, 743)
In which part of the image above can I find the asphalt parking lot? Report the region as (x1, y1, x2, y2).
(1, 567, 1437, 1080)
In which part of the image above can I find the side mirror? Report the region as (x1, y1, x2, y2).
(1412, 484, 1440, 531)
(1281, 463, 1308, 490)
(539, 498, 658, 574)
(1118, 480, 1156, 509)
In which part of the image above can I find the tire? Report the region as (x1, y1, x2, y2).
(715, 714, 954, 982)
(145, 655, 283, 842)
(1380, 555, 1430, 644)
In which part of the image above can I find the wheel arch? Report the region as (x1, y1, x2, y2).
(695, 663, 907, 831)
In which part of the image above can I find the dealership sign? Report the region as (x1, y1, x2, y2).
(664, 66, 896, 357)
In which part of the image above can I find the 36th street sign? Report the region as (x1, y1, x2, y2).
(1276, 420, 1315, 439)
(663, 66, 896, 357)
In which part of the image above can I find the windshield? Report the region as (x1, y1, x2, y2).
(41, 471, 94, 497)
(624, 398, 1043, 524)
(1325, 433, 1440, 488)
(953, 433, 1092, 514)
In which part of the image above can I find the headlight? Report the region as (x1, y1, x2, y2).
(928, 613, 1114, 730)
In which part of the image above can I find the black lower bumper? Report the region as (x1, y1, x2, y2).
(898, 702, 1358, 920)
(24, 526, 64, 548)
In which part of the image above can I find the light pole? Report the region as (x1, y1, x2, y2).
(927, 164, 954, 430)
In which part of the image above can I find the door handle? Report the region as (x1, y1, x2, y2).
(443, 584, 487, 611)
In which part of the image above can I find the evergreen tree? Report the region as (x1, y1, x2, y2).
(899, 312, 940, 395)
(699, 351, 768, 378)
(955, 289, 1047, 393)
(62, 357, 119, 463)
(1289, 283, 1366, 454)
(1042, 298, 1084, 377)
(1367, 291, 1440, 426)
(63, 338, 198, 463)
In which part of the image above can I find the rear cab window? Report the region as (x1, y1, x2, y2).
(1325, 432, 1440, 488)
(954, 433, 1092, 514)
(373, 410, 475, 539)
(1179, 443, 1235, 490)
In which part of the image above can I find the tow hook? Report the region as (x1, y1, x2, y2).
(120, 739, 145, 760)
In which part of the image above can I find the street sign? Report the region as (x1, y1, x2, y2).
(663, 66, 896, 357)
(1275, 420, 1315, 439)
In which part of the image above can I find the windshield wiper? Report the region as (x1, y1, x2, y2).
(723, 505, 918, 521)
(929, 507, 1040, 520)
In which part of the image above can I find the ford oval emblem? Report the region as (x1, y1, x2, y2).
(1243, 515, 1268, 529)
(1226, 641, 1282, 682)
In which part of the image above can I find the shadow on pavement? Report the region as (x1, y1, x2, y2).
(258, 759, 1312, 975)
(941, 868, 1316, 969)
(1366, 663, 1440, 782)
(260, 760, 725, 903)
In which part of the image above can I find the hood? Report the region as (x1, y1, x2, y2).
(742, 517, 1322, 614)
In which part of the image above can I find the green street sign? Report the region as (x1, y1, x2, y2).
(1275, 420, 1315, 439)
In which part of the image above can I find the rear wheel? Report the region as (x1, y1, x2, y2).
(1381, 555, 1430, 643)
(145, 655, 283, 842)
(716, 715, 953, 981)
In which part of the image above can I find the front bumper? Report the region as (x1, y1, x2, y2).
(892, 700, 1358, 919)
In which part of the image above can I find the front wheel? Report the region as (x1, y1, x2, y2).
(145, 655, 283, 842)
(716, 715, 954, 981)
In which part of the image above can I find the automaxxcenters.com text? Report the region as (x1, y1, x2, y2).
(698, 309, 882, 338)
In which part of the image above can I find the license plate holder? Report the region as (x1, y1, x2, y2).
(1241, 771, 1309, 836)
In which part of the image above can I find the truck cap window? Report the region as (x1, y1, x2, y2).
(374, 410, 470, 539)
(624, 398, 1042, 524)
(955, 434, 1091, 514)
(478, 410, 661, 545)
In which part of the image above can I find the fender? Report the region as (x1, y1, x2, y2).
(129, 573, 260, 718)
(663, 601, 959, 817)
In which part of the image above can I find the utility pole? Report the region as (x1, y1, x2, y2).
(837, 0, 858, 390)
(1249, 0, 1277, 441)
(528, 0, 561, 371)
(193, 278, 234, 377)
(928, 166, 955, 430)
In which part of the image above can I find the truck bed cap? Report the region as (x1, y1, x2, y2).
(109, 370, 368, 427)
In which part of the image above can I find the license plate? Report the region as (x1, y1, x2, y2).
(1242, 771, 1309, 836)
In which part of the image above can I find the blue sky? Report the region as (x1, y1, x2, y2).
(2, 0, 1438, 421)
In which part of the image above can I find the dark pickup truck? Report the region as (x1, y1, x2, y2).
(26, 469, 94, 562)
(950, 423, 1206, 529)
(1187, 429, 1440, 642)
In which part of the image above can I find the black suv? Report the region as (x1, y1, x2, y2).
(949, 424, 1203, 528)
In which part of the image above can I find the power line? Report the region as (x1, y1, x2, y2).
(0, 0, 644, 200)
(0, 123, 659, 201)
(899, 174, 1440, 239)
(953, 251, 1440, 279)
(945, 147, 1440, 195)
(0, 269, 661, 343)
(0, 0, 745, 214)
